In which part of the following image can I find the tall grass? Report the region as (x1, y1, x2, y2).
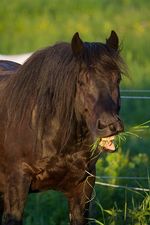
(90, 191, 150, 225)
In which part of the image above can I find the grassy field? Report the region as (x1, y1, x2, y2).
(0, 0, 150, 224)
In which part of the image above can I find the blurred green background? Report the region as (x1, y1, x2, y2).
(0, 0, 150, 224)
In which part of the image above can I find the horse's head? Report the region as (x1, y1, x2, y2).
(72, 31, 124, 152)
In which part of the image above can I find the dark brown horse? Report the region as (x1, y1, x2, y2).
(0, 31, 125, 225)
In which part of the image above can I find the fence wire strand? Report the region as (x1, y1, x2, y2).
(95, 181, 150, 192)
(86, 171, 150, 192)
(120, 90, 150, 99)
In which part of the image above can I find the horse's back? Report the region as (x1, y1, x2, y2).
(0, 60, 20, 73)
(0, 60, 21, 82)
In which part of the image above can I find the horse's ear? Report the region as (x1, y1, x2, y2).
(106, 30, 119, 50)
(71, 32, 84, 56)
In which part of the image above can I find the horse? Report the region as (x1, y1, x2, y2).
(0, 31, 126, 225)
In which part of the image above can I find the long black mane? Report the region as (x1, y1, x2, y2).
(1, 40, 125, 148)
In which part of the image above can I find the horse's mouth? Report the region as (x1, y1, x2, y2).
(99, 136, 116, 152)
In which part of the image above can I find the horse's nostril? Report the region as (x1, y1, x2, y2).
(109, 124, 116, 132)
(97, 120, 105, 130)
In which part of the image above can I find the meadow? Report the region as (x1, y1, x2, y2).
(0, 0, 150, 224)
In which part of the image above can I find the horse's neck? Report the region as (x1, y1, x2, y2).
(41, 117, 91, 157)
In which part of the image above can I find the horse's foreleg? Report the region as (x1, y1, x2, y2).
(68, 169, 96, 225)
(2, 170, 31, 225)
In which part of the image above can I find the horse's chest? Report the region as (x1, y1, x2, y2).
(30, 152, 90, 192)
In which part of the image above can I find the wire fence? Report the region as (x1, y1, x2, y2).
(101, 91, 150, 192)
(88, 86, 150, 191)
(95, 176, 150, 192)
(121, 96, 150, 99)
(121, 90, 150, 92)
(121, 89, 150, 99)
(96, 176, 149, 180)
(95, 181, 150, 192)
(85, 171, 150, 192)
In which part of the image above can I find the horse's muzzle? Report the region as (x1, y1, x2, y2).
(96, 118, 124, 138)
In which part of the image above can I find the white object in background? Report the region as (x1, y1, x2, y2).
(0, 53, 32, 64)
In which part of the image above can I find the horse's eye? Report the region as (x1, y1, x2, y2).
(78, 80, 85, 86)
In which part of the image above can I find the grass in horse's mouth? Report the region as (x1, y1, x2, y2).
(99, 136, 115, 151)
(91, 120, 150, 155)
(90, 136, 116, 155)
(91, 136, 116, 154)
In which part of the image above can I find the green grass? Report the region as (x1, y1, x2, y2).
(90, 192, 150, 225)
(24, 191, 68, 225)
(0, 0, 150, 224)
